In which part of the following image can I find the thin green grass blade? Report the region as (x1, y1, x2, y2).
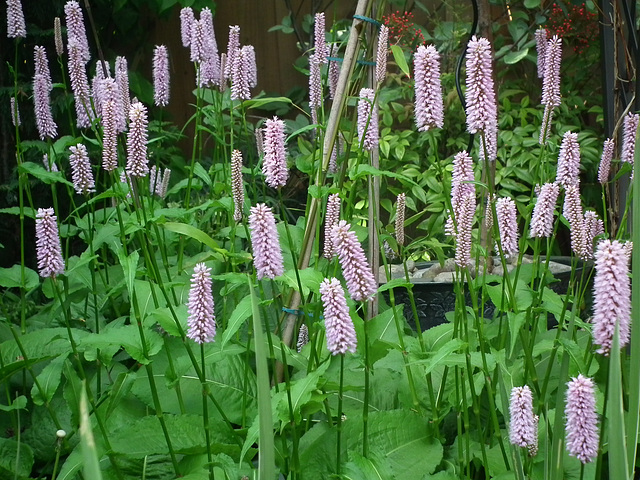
(79, 382, 103, 480)
(249, 277, 275, 480)
(625, 136, 640, 474)
(608, 326, 629, 480)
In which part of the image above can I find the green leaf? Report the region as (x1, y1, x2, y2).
(409, 338, 466, 374)
(608, 325, 629, 479)
(79, 382, 103, 480)
(243, 96, 295, 110)
(344, 450, 393, 479)
(109, 414, 237, 457)
(148, 305, 187, 337)
(276, 361, 329, 424)
(280, 267, 324, 296)
(106, 371, 137, 419)
(508, 311, 527, 356)
(31, 354, 68, 406)
(0, 265, 39, 289)
(0, 438, 34, 478)
(79, 325, 163, 365)
(248, 277, 275, 479)
(220, 295, 252, 348)
(377, 278, 412, 294)
(18, 161, 73, 186)
(503, 48, 529, 65)
(524, 0, 540, 7)
(390, 45, 411, 78)
(163, 222, 221, 252)
(193, 162, 212, 187)
(0, 395, 27, 411)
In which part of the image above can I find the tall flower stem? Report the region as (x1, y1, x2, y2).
(336, 353, 345, 474)
(200, 344, 215, 480)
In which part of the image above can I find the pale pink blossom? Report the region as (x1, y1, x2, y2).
(320, 278, 357, 355)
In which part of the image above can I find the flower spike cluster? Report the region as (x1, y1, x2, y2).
(69, 144, 95, 195)
(376, 25, 389, 85)
(35, 208, 65, 278)
(414, 45, 444, 131)
(556, 131, 580, 188)
(621, 112, 639, 166)
(331, 220, 377, 302)
(395, 193, 406, 246)
(153, 45, 170, 107)
(565, 375, 599, 464)
(357, 88, 378, 151)
(598, 138, 614, 184)
(126, 102, 149, 177)
(186, 263, 216, 344)
(262, 117, 288, 188)
(592, 239, 631, 355)
(535, 28, 548, 78)
(64, 1, 90, 62)
(530, 182, 560, 238)
(495, 196, 519, 257)
(323, 193, 341, 258)
(509, 386, 538, 456)
(7, 0, 26, 38)
(248, 203, 285, 280)
(231, 149, 244, 222)
(320, 278, 357, 355)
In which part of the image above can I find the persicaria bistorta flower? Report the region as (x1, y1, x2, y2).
(454, 191, 476, 268)
(68, 38, 94, 128)
(186, 263, 216, 344)
(328, 45, 340, 100)
(231, 149, 244, 222)
(101, 98, 118, 171)
(323, 193, 341, 258)
(565, 375, 599, 464)
(231, 45, 254, 100)
(35, 208, 65, 278)
(54, 17, 63, 56)
(296, 324, 309, 352)
(446, 151, 474, 236)
(10, 97, 20, 127)
(376, 24, 389, 85)
(530, 182, 560, 238)
(7, 0, 26, 38)
(465, 36, 498, 160)
(115, 56, 130, 121)
(495, 196, 519, 257)
(33, 74, 58, 140)
(563, 183, 589, 260)
(331, 220, 377, 302)
(69, 144, 95, 195)
(34, 46, 52, 89)
(153, 45, 170, 107)
(621, 112, 639, 165)
(535, 28, 548, 78)
(308, 56, 322, 124)
(313, 13, 328, 63)
(180, 7, 194, 47)
(583, 211, 604, 254)
(556, 131, 580, 188)
(126, 101, 149, 177)
(224, 25, 240, 81)
(541, 35, 562, 108)
(320, 277, 357, 355)
(592, 239, 631, 355)
(357, 88, 378, 151)
(262, 117, 288, 188)
(396, 193, 406, 246)
(509, 386, 538, 455)
(414, 45, 444, 131)
(248, 203, 285, 280)
(64, 0, 90, 62)
(598, 138, 614, 185)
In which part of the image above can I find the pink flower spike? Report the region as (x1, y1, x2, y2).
(54, 17, 63, 56)
(224, 25, 240, 81)
(33, 74, 58, 140)
(556, 131, 580, 188)
(535, 28, 548, 78)
(68, 38, 94, 128)
(454, 192, 475, 268)
(180, 7, 194, 47)
(248, 203, 285, 280)
(313, 13, 328, 64)
(308, 55, 322, 123)
(320, 278, 357, 355)
(396, 193, 406, 246)
(11, 97, 20, 127)
(541, 35, 562, 108)
(357, 88, 378, 151)
(414, 45, 444, 131)
(7, 0, 26, 38)
(64, 1, 90, 62)
(323, 193, 341, 258)
(262, 117, 288, 188)
(153, 45, 170, 107)
(621, 112, 639, 165)
(563, 183, 589, 260)
(331, 220, 377, 302)
(35, 208, 65, 278)
(530, 182, 560, 238)
(115, 56, 130, 124)
(376, 25, 389, 85)
(565, 375, 599, 464)
(126, 101, 149, 178)
(598, 138, 614, 184)
(509, 386, 537, 454)
(495, 196, 519, 257)
(231, 150, 244, 222)
(186, 263, 216, 344)
(69, 144, 95, 195)
(592, 239, 631, 355)
(230, 45, 254, 101)
(465, 36, 497, 136)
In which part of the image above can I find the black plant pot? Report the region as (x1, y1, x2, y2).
(381, 256, 592, 332)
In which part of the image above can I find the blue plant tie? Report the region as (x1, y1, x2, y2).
(282, 307, 323, 319)
(353, 14, 382, 28)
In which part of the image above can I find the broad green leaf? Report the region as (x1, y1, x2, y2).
(18, 161, 73, 186)
(368, 305, 406, 346)
(0, 265, 39, 289)
(220, 295, 252, 348)
(508, 311, 527, 356)
(524, 0, 540, 7)
(109, 414, 237, 457)
(0, 438, 34, 478)
(106, 371, 137, 419)
(377, 278, 412, 293)
(79, 325, 163, 365)
(116, 249, 139, 298)
(0, 206, 36, 218)
(280, 267, 324, 296)
(409, 338, 466, 374)
(31, 354, 68, 405)
(391, 45, 411, 78)
(503, 48, 529, 65)
(276, 361, 329, 424)
(608, 326, 629, 479)
(193, 162, 212, 187)
(163, 222, 220, 252)
(343, 450, 393, 479)
(148, 305, 187, 338)
(0, 327, 88, 368)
